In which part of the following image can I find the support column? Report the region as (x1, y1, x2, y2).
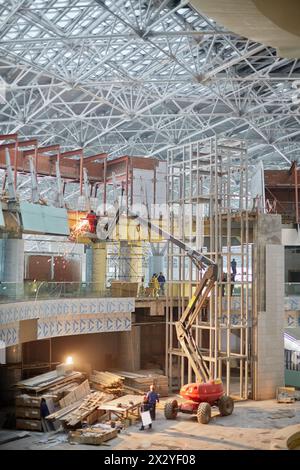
(2, 238, 24, 299)
(85, 245, 93, 284)
(91, 242, 107, 292)
(253, 214, 284, 399)
(0, 239, 5, 280)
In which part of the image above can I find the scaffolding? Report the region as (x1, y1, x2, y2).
(166, 137, 255, 400)
(107, 241, 150, 283)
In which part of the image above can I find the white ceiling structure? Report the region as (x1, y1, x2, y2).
(0, 0, 300, 168)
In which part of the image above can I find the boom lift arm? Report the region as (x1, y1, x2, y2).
(129, 212, 218, 384)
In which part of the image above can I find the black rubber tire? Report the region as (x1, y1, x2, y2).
(197, 402, 211, 424)
(218, 395, 234, 416)
(164, 400, 178, 419)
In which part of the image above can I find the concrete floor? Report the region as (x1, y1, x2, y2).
(1, 398, 300, 450)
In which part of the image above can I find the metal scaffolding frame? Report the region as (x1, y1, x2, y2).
(166, 137, 254, 399)
(107, 240, 150, 284)
(0, 1, 299, 170)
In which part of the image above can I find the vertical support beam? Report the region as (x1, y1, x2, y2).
(103, 157, 107, 212)
(294, 162, 299, 225)
(79, 149, 84, 196)
(130, 158, 134, 206)
(14, 138, 18, 190)
(253, 214, 284, 399)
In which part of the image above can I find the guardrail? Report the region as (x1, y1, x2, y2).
(285, 283, 300, 296)
(0, 281, 115, 303)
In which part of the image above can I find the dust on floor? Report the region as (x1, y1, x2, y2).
(1, 399, 300, 450)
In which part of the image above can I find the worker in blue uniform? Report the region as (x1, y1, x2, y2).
(146, 384, 160, 421)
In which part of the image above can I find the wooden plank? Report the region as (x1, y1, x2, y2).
(59, 380, 90, 408)
(50, 391, 112, 427)
(47, 399, 83, 421)
(16, 370, 84, 392)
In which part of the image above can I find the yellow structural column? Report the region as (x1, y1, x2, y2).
(92, 242, 107, 292)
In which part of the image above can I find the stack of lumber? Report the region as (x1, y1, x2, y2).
(111, 369, 169, 396)
(16, 369, 84, 394)
(47, 391, 112, 428)
(69, 424, 118, 446)
(15, 368, 85, 431)
(90, 371, 124, 396)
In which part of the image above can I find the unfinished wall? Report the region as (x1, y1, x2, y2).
(40, 332, 125, 372)
(254, 214, 285, 399)
(140, 322, 165, 370)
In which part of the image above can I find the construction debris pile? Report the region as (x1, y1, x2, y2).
(13, 364, 168, 446)
(16, 368, 85, 432)
(47, 382, 112, 428)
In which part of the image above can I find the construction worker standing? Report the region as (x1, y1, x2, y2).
(146, 384, 160, 421)
(157, 272, 166, 296)
(86, 210, 97, 233)
(139, 395, 152, 431)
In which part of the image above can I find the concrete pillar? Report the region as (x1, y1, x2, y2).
(0, 239, 5, 281)
(91, 242, 106, 292)
(1, 239, 24, 299)
(2, 239, 24, 282)
(253, 214, 285, 399)
(85, 245, 93, 284)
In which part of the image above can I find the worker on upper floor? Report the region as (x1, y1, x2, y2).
(231, 258, 237, 280)
(86, 210, 97, 233)
(150, 273, 160, 298)
(157, 272, 166, 296)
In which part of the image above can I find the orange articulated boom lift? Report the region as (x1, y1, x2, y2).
(129, 212, 234, 424)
